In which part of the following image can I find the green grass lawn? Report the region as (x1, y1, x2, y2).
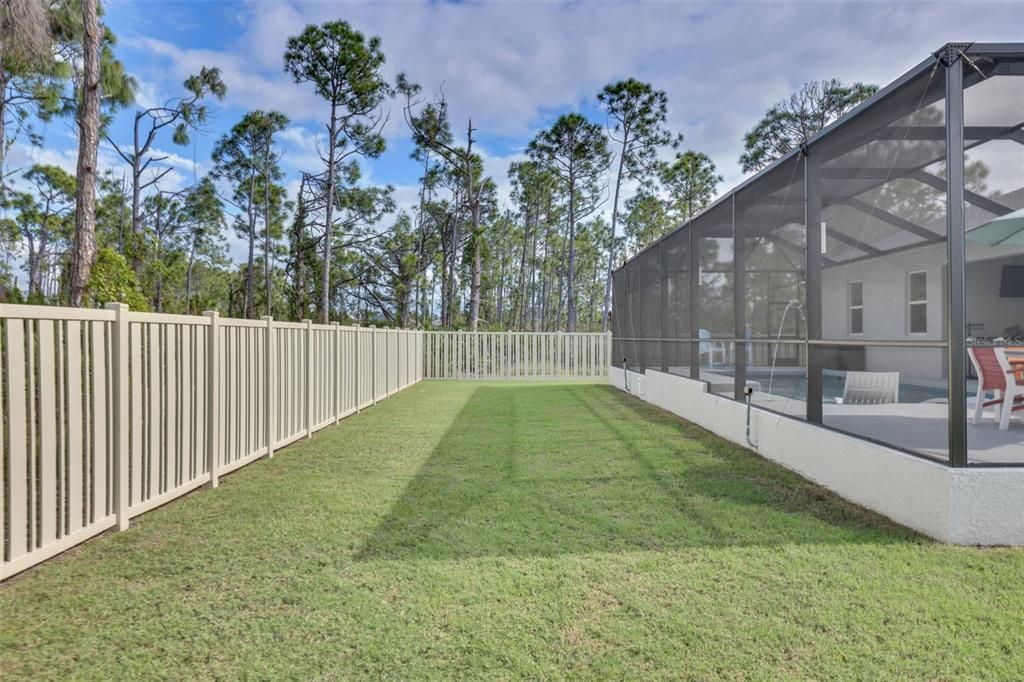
(3, 382, 1024, 679)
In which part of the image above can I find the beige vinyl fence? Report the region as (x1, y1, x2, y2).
(0, 304, 423, 580)
(422, 331, 611, 380)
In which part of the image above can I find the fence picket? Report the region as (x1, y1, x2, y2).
(6, 321, 27, 561)
(205, 311, 219, 489)
(38, 322, 56, 545)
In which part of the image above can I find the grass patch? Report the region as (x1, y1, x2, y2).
(2, 382, 1023, 679)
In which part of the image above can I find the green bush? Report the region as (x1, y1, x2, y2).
(86, 247, 149, 310)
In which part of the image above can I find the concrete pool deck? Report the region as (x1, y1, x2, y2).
(755, 397, 1023, 465)
(648, 366, 1023, 464)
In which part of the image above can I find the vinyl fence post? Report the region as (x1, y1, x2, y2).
(304, 319, 313, 438)
(105, 302, 131, 531)
(203, 309, 220, 489)
(262, 316, 274, 458)
(385, 327, 391, 396)
(354, 323, 361, 413)
(333, 321, 341, 423)
(606, 331, 612, 378)
(372, 327, 378, 405)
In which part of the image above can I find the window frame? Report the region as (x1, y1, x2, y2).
(907, 270, 928, 335)
(848, 280, 864, 336)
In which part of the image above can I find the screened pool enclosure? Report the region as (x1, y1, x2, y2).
(612, 43, 1024, 467)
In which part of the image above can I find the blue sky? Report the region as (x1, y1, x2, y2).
(9, 0, 1024, 261)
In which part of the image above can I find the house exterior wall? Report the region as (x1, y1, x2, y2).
(821, 242, 1024, 381)
(822, 243, 947, 343)
(964, 252, 1024, 340)
(822, 243, 947, 380)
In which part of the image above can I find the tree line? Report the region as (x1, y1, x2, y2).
(0, 1, 876, 330)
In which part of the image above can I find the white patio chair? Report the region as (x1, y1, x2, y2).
(841, 371, 900, 405)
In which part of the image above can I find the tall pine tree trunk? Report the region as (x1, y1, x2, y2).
(469, 235, 482, 330)
(601, 149, 626, 331)
(566, 171, 577, 332)
(529, 223, 539, 331)
(263, 140, 274, 317)
(245, 173, 256, 318)
(414, 154, 429, 326)
(0, 71, 7, 200)
(466, 120, 481, 331)
(447, 211, 460, 328)
(516, 207, 531, 329)
(69, 0, 101, 307)
(153, 202, 164, 312)
(291, 186, 308, 319)
(495, 242, 506, 328)
(185, 240, 196, 314)
(555, 220, 567, 331)
(27, 239, 41, 298)
(440, 236, 450, 328)
(129, 113, 145, 272)
(321, 108, 338, 323)
(539, 224, 551, 331)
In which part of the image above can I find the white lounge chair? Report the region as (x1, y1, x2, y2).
(698, 328, 733, 369)
(841, 371, 900, 405)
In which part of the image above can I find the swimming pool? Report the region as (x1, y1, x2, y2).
(739, 370, 950, 404)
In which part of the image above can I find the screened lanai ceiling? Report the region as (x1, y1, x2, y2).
(616, 47, 1024, 275)
(813, 61, 1024, 267)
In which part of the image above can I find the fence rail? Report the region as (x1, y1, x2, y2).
(0, 305, 423, 580)
(422, 331, 611, 380)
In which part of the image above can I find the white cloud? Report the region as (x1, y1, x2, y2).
(6, 141, 132, 189)
(131, 76, 164, 111)
(126, 0, 1024, 192)
(143, 146, 208, 189)
(479, 146, 527, 211)
(122, 33, 326, 125)
(5, 144, 79, 175)
(278, 125, 327, 172)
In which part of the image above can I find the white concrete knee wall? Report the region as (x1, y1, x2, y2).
(609, 366, 1024, 545)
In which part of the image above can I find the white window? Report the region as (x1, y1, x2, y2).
(908, 271, 927, 334)
(849, 281, 863, 335)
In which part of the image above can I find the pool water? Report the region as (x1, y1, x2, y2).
(743, 371, 949, 404)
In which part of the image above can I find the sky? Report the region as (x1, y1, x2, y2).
(8, 0, 1024, 262)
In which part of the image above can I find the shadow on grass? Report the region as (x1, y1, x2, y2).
(357, 383, 920, 561)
